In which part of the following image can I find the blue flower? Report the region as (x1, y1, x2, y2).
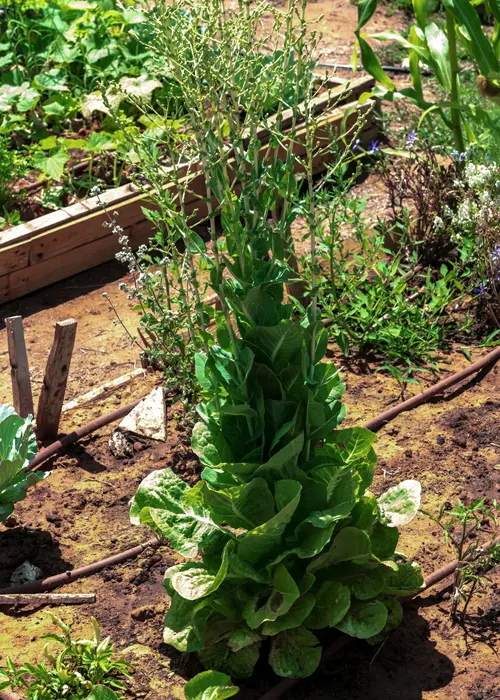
(368, 140, 380, 154)
(407, 130, 417, 148)
(451, 150, 460, 160)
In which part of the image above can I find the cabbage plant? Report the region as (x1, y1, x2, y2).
(0, 405, 42, 522)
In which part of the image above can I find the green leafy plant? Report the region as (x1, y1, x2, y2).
(125, 0, 424, 685)
(0, 614, 132, 699)
(423, 498, 500, 625)
(354, 0, 500, 150)
(0, 404, 44, 522)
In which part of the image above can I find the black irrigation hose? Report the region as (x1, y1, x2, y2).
(316, 62, 434, 76)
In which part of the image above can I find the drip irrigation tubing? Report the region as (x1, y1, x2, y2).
(315, 61, 434, 76)
(363, 344, 500, 432)
(0, 538, 160, 595)
(27, 396, 143, 472)
(25, 344, 500, 475)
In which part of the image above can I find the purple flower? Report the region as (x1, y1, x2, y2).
(352, 138, 361, 153)
(472, 282, 488, 296)
(491, 244, 500, 264)
(407, 130, 417, 148)
(368, 140, 380, 154)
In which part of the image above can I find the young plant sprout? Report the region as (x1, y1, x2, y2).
(423, 498, 500, 625)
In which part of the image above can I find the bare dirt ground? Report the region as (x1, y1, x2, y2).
(1, 3, 498, 700)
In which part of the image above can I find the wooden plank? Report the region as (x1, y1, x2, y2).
(0, 593, 95, 606)
(0, 197, 211, 303)
(0, 90, 378, 303)
(36, 319, 77, 440)
(62, 367, 146, 412)
(5, 316, 34, 418)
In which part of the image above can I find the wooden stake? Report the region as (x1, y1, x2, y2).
(0, 593, 95, 606)
(36, 319, 77, 440)
(5, 315, 34, 418)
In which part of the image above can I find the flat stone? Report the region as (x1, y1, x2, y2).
(118, 387, 167, 442)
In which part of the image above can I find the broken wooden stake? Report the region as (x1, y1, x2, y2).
(5, 316, 34, 418)
(0, 593, 95, 606)
(36, 319, 77, 440)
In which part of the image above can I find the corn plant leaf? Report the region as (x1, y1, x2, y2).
(269, 626, 321, 678)
(184, 671, 239, 700)
(425, 22, 452, 92)
(356, 0, 380, 30)
(413, 0, 428, 29)
(356, 35, 396, 92)
(443, 0, 500, 77)
(335, 600, 388, 639)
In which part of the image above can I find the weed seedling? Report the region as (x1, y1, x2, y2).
(0, 614, 132, 699)
(423, 499, 500, 626)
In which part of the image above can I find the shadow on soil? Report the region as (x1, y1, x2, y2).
(0, 260, 127, 326)
(0, 526, 72, 590)
(238, 604, 455, 700)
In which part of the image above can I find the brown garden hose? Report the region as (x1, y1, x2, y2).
(0, 538, 159, 595)
(363, 344, 500, 432)
(27, 397, 143, 472)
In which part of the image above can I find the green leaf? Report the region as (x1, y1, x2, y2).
(166, 542, 233, 600)
(255, 433, 304, 482)
(184, 671, 239, 700)
(199, 633, 260, 679)
(33, 69, 68, 92)
(308, 527, 372, 573)
(261, 594, 316, 636)
(305, 581, 351, 629)
(383, 561, 425, 596)
(163, 594, 213, 652)
(245, 322, 304, 373)
(131, 470, 230, 558)
(87, 132, 117, 152)
(85, 686, 118, 700)
(356, 0, 380, 30)
(17, 88, 40, 112)
(192, 422, 233, 467)
(327, 428, 377, 464)
(201, 478, 275, 530)
(241, 287, 280, 326)
(43, 94, 79, 118)
(335, 600, 388, 639)
(355, 34, 396, 92)
(269, 626, 321, 678)
(425, 22, 452, 92)
(366, 598, 403, 645)
(377, 480, 421, 527)
(442, 0, 499, 77)
(238, 480, 302, 564)
(32, 148, 70, 181)
(371, 521, 399, 559)
(85, 687, 118, 700)
(243, 562, 299, 629)
(130, 468, 188, 525)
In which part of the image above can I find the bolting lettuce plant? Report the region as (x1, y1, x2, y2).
(0, 404, 43, 522)
(127, 0, 424, 686)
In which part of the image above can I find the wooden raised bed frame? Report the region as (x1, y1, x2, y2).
(0, 76, 377, 304)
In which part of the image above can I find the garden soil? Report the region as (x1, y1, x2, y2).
(1, 4, 498, 700)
